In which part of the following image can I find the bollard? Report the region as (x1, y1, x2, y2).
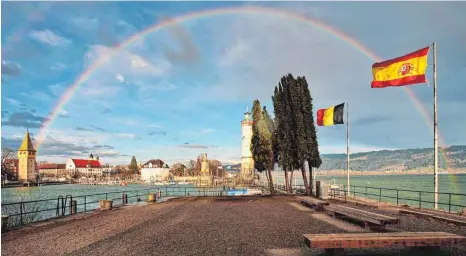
(122, 193, 128, 204)
(148, 194, 156, 204)
(1, 215, 9, 233)
(100, 200, 113, 211)
(70, 200, 77, 215)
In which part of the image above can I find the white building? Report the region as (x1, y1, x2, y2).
(66, 153, 103, 177)
(141, 159, 170, 182)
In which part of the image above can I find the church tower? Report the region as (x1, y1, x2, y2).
(17, 130, 37, 182)
(240, 107, 254, 180)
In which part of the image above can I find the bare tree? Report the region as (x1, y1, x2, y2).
(186, 160, 196, 176)
(170, 163, 186, 176)
(2, 148, 16, 180)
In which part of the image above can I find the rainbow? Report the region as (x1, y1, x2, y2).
(35, 5, 457, 191)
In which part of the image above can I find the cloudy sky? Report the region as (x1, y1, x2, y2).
(1, 2, 465, 165)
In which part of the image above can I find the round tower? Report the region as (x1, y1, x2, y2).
(240, 107, 254, 180)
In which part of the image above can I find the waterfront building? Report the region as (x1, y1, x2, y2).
(38, 164, 67, 177)
(17, 130, 37, 182)
(141, 159, 170, 182)
(66, 153, 103, 177)
(240, 107, 254, 180)
(200, 153, 210, 175)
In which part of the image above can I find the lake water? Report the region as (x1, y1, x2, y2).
(2, 174, 466, 226)
(265, 173, 466, 212)
(1, 184, 225, 227)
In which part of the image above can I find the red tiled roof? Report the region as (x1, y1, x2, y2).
(5, 159, 19, 164)
(39, 164, 66, 170)
(71, 159, 102, 168)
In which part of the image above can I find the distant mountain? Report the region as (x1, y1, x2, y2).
(225, 146, 466, 172)
(319, 145, 466, 171)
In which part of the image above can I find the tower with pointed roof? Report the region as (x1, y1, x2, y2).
(240, 106, 254, 180)
(17, 130, 37, 182)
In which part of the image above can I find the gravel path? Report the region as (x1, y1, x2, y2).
(3, 196, 466, 256)
(1, 196, 344, 256)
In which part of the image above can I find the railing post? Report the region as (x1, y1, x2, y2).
(344, 189, 347, 202)
(396, 190, 399, 205)
(419, 191, 422, 209)
(165, 187, 167, 196)
(106, 193, 108, 200)
(365, 187, 367, 198)
(20, 202, 23, 226)
(379, 188, 382, 201)
(448, 193, 452, 213)
(84, 196, 87, 212)
(185, 187, 187, 196)
(204, 187, 206, 196)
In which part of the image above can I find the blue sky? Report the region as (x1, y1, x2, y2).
(1, 1, 466, 165)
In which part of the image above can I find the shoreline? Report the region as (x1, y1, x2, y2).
(315, 170, 466, 176)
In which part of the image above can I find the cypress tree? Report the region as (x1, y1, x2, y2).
(251, 99, 265, 173)
(271, 74, 322, 195)
(278, 77, 297, 192)
(298, 76, 322, 195)
(250, 99, 275, 193)
(261, 106, 275, 192)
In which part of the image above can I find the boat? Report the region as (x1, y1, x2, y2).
(226, 188, 263, 196)
(168, 181, 177, 186)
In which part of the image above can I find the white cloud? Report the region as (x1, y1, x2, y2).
(201, 128, 214, 134)
(71, 17, 98, 30)
(116, 73, 125, 83)
(48, 82, 67, 96)
(6, 98, 21, 106)
(80, 81, 120, 96)
(218, 39, 250, 67)
(115, 133, 136, 139)
(137, 81, 177, 92)
(21, 91, 51, 102)
(29, 30, 71, 47)
(319, 145, 397, 154)
(86, 45, 171, 77)
(50, 62, 67, 70)
(109, 118, 138, 126)
(58, 109, 70, 118)
(180, 128, 215, 136)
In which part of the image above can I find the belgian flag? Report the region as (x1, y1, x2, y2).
(317, 103, 345, 126)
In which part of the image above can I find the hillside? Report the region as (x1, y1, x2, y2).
(225, 146, 466, 172)
(319, 145, 466, 171)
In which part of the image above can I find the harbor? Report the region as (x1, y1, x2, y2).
(3, 195, 466, 256)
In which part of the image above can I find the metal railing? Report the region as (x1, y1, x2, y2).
(329, 185, 466, 213)
(2, 186, 255, 228)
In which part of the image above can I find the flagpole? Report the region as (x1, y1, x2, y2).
(347, 102, 350, 196)
(433, 42, 438, 210)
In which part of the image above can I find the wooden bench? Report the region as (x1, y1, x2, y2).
(324, 204, 399, 229)
(303, 232, 466, 256)
(400, 208, 466, 226)
(299, 197, 329, 211)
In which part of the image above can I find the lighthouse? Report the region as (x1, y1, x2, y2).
(240, 107, 254, 180)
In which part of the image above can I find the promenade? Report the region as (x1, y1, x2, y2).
(2, 196, 466, 256)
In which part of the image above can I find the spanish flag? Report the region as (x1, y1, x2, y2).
(371, 46, 430, 88)
(317, 103, 345, 126)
